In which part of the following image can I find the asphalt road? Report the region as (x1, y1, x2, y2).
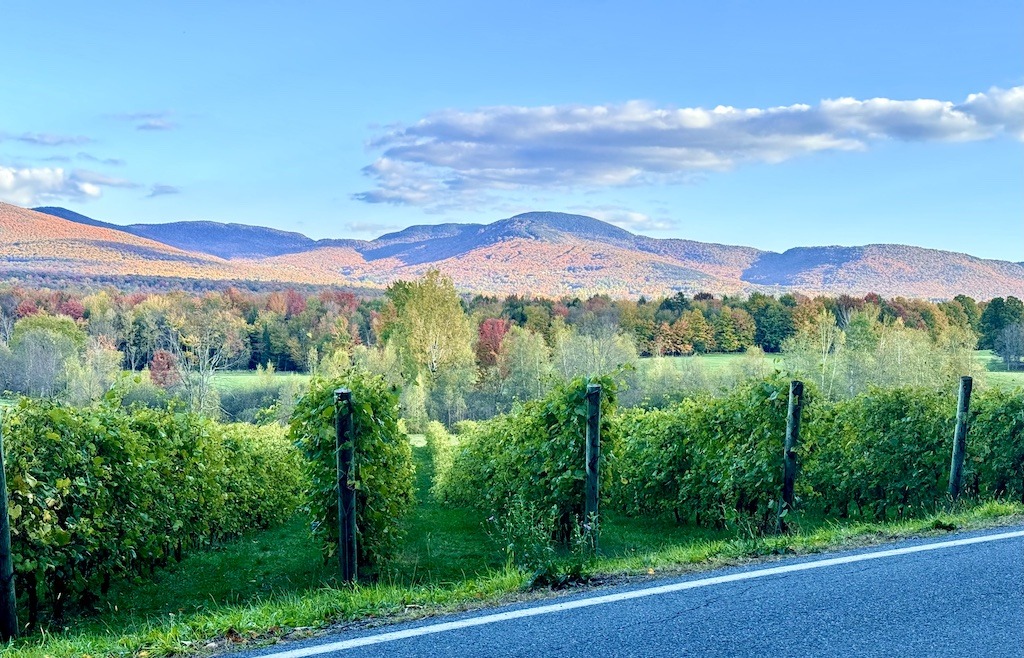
(240, 526, 1024, 658)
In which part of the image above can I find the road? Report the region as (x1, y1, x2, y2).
(239, 526, 1024, 658)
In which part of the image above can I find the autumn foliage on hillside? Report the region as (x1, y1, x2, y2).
(3, 202, 1023, 299)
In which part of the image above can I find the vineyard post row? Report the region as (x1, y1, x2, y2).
(0, 428, 16, 641)
(335, 388, 358, 584)
(774, 377, 973, 530)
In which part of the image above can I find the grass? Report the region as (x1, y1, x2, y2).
(973, 349, 1024, 391)
(211, 370, 310, 394)
(3, 440, 1021, 658)
(639, 352, 756, 373)
(685, 352, 760, 372)
(646, 351, 1024, 391)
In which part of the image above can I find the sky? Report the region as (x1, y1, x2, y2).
(1, 1, 1022, 260)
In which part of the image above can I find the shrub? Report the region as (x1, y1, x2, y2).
(803, 387, 954, 519)
(423, 420, 455, 485)
(969, 388, 1024, 502)
(218, 423, 306, 533)
(613, 376, 797, 530)
(436, 375, 617, 541)
(289, 370, 414, 570)
(116, 371, 171, 409)
(219, 379, 287, 422)
(0, 399, 304, 622)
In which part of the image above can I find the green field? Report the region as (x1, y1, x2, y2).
(642, 350, 1023, 391)
(973, 350, 1024, 390)
(211, 369, 311, 393)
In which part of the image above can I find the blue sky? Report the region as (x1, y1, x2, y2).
(1, 1, 1021, 260)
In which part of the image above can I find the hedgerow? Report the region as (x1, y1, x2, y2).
(969, 388, 1024, 502)
(612, 380, 1023, 527)
(289, 370, 415, 571)
(802, 387, 955, 519)
(0, 400, 304, 623)
(436, 375, 617, 541)
(612, 376, 800, 530)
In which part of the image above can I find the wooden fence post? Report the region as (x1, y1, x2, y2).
(334, 388, 357, 583)
(584, 383, 601, 549)
(0, 426, 18, 641)
(777, 380, 803, 532)
(948, 376, 973, 501)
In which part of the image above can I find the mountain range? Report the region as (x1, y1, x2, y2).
(0, 202, 1019, 299)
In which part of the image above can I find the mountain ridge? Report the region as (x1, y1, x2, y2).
(14, 204, 1024, 299)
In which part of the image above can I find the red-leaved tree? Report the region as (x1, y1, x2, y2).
(150, 349, 180, 388)
(476, 318, 510, 368)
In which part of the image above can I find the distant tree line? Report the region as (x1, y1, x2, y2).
(0, 275, 1017, 421)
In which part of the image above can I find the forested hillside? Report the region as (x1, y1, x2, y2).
(15, 204, 1024, 299)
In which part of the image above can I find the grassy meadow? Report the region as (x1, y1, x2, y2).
(639, 350, 1022, 390)
(973, 349, 1024, 390)
(211, 369, 311, 393)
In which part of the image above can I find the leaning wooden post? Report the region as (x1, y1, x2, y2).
(777, 380, 804, 532)
(0, 425, 18, 641)
(584, 383, 601, 549)
(334, 388, 357, 583)
(948, 376, 973, 501)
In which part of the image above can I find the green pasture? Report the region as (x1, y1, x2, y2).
(211, 370, 311, 393)
(973, 350, 1024, 390)
(641, 350, 1022, 391)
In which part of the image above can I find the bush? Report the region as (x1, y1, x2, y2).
(483, 494, 594, 587)
(615, 380, 1024, 529)
(219, 379, 295, 423)
(289, 370, 414, 570)
(436, 375, 617, 541)
(803, 387, 954, 519)
(116, 371, 171, 409)
(613, 376, 797, 530)
(0, 399, 304, 622)
(969, 388, 1024, 502)
(218, 423, 306, 533)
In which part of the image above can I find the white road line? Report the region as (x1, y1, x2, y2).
(256, 529, 1024, 658)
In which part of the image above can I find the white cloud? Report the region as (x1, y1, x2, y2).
(146, 184, 181, 198)
(578, 206, 677, 232)
(110, 111, 179, 131)
(77, 152, 125, 166)
(0, 132, 92, 146)
(0, 166, 137, 205)
(356, 86, 1024, 209)
(71, 170, 139, 189)
(137, 119, 178, 131)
